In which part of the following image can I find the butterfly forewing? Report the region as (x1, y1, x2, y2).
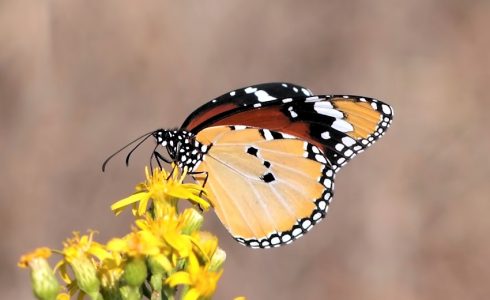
(187, 93, 393, 172)
(182, 82, 312, 131)
(192, 125, 333, 248)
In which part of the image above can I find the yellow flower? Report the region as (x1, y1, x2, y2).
(97, 252, 124, 290)
(56, 232, 108, 299)
(19, 165, 240, 299)
(111, 166, 210, 217)
(56, 293, 70, 300)
(192, 232, 226, 272)
(107, 230, 161, 258)
(166, 253, 222, 300)
(192, 232, 218, 262)
(61, 231, 110, 263)
(135, 213, 194, 260)
(18, 247, 52, 268)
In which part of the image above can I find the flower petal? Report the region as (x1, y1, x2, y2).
(166, 271, 192, 287)
(111, 192, 150, 212)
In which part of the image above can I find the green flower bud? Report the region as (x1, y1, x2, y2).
(122, 258, 147, 287)
(150, 273, 163, 292)
(208, 248, 227, 272)
(148, 254, 173, 275)
(100, 286, 122, 300)
(69, 256, 101, 299)
(119, 285, 141, 300)
(181, 208, 204, 235)
(29, 258, 60, 300)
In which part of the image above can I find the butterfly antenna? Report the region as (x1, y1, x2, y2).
(149, 143, 159, 170)
(124, 133, 155, 167)
(102, 130, 155, 172)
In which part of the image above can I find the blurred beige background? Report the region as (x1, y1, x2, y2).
(1, 0, 489, 299)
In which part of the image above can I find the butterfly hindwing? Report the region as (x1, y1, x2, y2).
(192, 125, 333, 248)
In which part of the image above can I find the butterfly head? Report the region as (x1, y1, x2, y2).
(152, 129, 207, 170)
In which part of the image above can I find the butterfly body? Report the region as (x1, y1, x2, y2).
(109, 83, 393, 248)
(152, 129, 207, 171)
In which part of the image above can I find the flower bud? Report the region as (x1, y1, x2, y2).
(148, 254, 173, 275)
(69, 256, 101, 299)
(150, 273, 163, 292)
(208, 248, 227, 272)
(180, 208, 204, 235)
(119, 285, 141, 300)
(29, 258, 60, 300)
(122, 258, 147, 287)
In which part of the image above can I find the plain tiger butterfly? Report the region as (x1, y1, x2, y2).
(103, 83, 394, 249)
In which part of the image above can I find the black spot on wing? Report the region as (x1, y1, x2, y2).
(247, 146, 259, 157)
(261, 173, 275, 183)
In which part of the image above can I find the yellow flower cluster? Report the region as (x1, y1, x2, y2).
(19, 166, 236, 300)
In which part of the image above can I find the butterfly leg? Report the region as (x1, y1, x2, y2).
(153, 151, 172, 169)
(188, 170, 210, 211)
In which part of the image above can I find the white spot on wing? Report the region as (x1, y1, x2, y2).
(323, 178, 332, 188)
(315, 154, 326, 164)
(250, 241, 259, 247)
(313, 101, 333, 109)
(302, 219, 312, 229)
(314, 106, 344, 118)
(262, 129, 274, 140)
(301, 88, 311, 96)
(255, 90, 276, 102)
(305, 96, 321, 102)
(292, 228, 302, 237)
(318, 200, 327, 210)
(244, 87, 257, 94)
(313, 212, 323, 221)
(288, 106, 298, 118)
(281, 133, 296, 139)
(331, 119, 354, 132)
(230, 91, 236, 96)
(321, 131, 331, 139)
(381, 104, 392, 115)
(342, 136, 356, 147)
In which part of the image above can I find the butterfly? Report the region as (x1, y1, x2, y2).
(103, 83, 394, 249)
